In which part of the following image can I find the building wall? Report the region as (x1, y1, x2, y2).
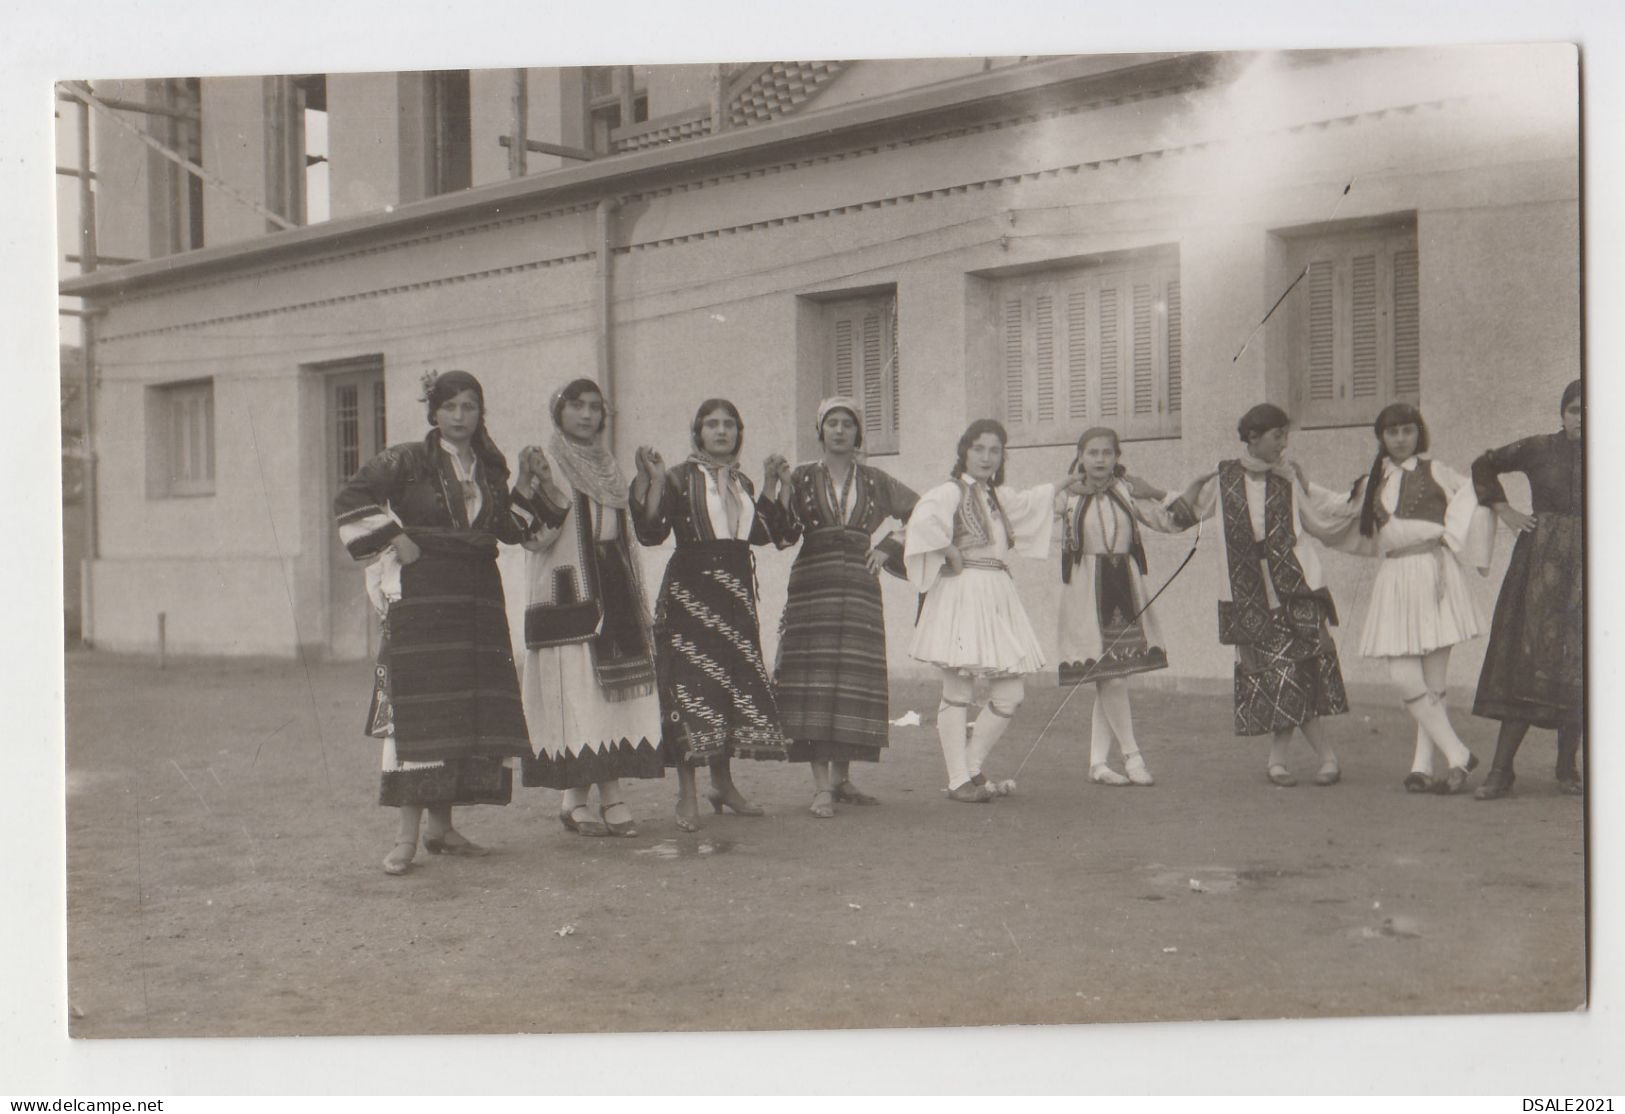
(80, 49, 1580, 698)
(198, 76, 274, 247)
(326, 72, 406, 221)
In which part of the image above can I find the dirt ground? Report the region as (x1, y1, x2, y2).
(64, 652, 1585, 1039)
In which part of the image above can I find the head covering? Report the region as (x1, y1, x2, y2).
(423, 368, 484, 423)
(688, 399, 748, 537)
(815, 396, 864, 439)
(1561, 378, 1582, 414)
(548, 379, 628, 509)
(419, 368, 508, 482)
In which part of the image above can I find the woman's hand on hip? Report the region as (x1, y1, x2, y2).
(393, 535, 422, 566)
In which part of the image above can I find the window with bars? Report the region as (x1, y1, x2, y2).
(150, 379, 215, 497)
(1285, 221, 1420, 427)
(825, 293, 900, 456)
(997, 253, 1182, 445)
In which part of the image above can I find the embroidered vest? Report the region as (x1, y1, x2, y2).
(1377, 458, 1448, 527)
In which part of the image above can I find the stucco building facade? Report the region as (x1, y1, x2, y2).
(60, 48, 1579, 690)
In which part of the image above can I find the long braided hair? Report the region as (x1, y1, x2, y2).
(1354, 402, 1430, 538)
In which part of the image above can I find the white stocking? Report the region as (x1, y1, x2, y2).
(1095, 678, 1140, 759)
(968, 676, 1024, 778)
(937, 669, 974, 789)
(1390, 653, 1471, 768)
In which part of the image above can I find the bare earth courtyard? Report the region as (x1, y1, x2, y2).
(64, 653, 1585, 1038)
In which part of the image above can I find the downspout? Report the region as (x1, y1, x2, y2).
(594, 197, 620, 450)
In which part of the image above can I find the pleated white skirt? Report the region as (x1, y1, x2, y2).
(911, 566, 1047, 676)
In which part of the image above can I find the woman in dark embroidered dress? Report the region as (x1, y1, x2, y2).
(1471, 379, 1584, 799)
(631, 399, 789, 831)
(761, 397, 919, 819)
(333, 370, 533, 876)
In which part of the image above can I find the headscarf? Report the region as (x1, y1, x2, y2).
(420, 368, 509, 484)
(688, 398, 748, 538)
(548, 378, 629, 509)
(815, 396, 864, 443)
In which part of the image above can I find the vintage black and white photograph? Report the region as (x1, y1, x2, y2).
(11, 0, 1625, 1093)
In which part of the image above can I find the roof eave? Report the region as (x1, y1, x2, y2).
(61, 51, 1218, 301)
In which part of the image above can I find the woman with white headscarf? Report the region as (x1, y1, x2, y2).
(760, 397, 919, 819)
(513, 378, 664, 836)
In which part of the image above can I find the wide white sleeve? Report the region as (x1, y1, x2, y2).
(1437, 461, 1495, 571)
(903, 483, 961, 594)
(1124, 480, 1196, 535)
(1296, 477, 1367, 553)
(1187, 475, 1221, 523)
(999, 482, 1056, 558)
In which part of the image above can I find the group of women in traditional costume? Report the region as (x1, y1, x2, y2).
(335, 371, 1583, 874)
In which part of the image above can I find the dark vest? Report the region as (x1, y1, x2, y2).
(1377, 458, 1448, 527)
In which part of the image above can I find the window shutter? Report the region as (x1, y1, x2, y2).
(1035, 293, 1056, 423)
(1131, 282, 1154, 416)
(1098, 285, 1119, 418)
(1066, 287, 1089, 420)
(861, 307, 885, 436)
(1392, 246, 1420, 398)
(1003, 295, 1025, 425)
(833, 316, 854, 399)
(1350, 252, 1379, 400)
(888, 297, 900, 436)
(1166, 278, 1182, 413)
(1294, 223, 1419, 426)
(826, 294, 900, 454)
(1307, 260, 1335, 402)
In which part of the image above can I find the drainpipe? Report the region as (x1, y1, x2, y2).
(594, 197, 620, 450)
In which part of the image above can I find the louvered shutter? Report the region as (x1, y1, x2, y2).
(1391, 247, 1420, 399)
(827, 295, 900, 454)
(1166, 278, 1182, 414)
(999, 256, 1181, 444)
(1295, 225, 1420, 425)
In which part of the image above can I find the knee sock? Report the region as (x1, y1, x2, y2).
(1490, 720, 1530, 775)
(968, 677, 1024, 777)
(938, 670, 974, 788)
(1095, 678, 1140, 759)
(1391, 655, 1471, 768)
(1089, 695, 1115, 768)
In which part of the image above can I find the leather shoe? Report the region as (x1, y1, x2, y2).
(1266, 764, 1297, 788)
(1474, 768, 1515, 800)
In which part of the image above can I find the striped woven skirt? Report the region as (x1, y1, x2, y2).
(369, 551, 529, 806)
(653, 540, 789, 766)
(776, 529, 891, 762)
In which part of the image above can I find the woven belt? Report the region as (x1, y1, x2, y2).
(1384, 539, 1443, 560)
(962, 556, 1011, 574)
